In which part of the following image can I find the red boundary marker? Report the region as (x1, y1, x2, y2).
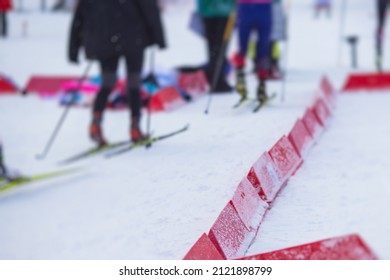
(0, 75, 19, 93)
(183, 233, 225, 260)
(24, 75, 81, 94)
(185, 76, 378, 260)
(320, 76, 336, 107)
(268, 135, 303, 186)
(302, 107, 324, 141)
(178, 70, 209, 99)
(288, 118, 314, 158)
(231, 177, 269, 231)
(312, 96, 332, 127)
(237, 234, 377, 260)
(343, 72, 390, 92)
(149, 86, 187, 112)
(246, 152, 283, 203)
(208, 201, 256, 259)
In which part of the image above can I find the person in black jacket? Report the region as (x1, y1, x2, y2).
(68, 0, 166, 145)
(376, 0, 390, 71)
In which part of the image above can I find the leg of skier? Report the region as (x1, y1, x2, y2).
(90, 57, 119, 146)
(234, 4, 253, 100)
(0, 12, 6, 37)
(124, 50, 149, 142)
(255, 3, 272, 103)
(0, 142, 7, 179)
(203, 17, 232, 93)
(376, 0, 389, 71)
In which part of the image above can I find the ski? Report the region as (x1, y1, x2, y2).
(59, 140, 130, 165)
(233, 96, 249, 108)
(253, 92, 277, 113)
(0, 168, 78, 193)
(106, 124, 190, 158)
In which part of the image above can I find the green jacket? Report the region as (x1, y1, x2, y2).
(196, 0, 235, 18)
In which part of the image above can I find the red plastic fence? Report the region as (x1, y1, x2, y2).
(0, 75, 19, 93)
(237, 234, 377, 260)
(246, 152, 283, 203)
(231, 177, 269, 231)
(343, 72, 390, 92)
(320, 76, 336, 108)
(288, 119, 314, 158)
(185, 75, 378, 260)
(208, 201, 256, 259)
(24, 75, 80, 94)
(149, 86, 187, 112)
(178, 70, 209, 99)
(302, 107, 324, 141)
(268, 135, 303, 186)
(183, 233, 225, 260)
(312, 96, 332, 127)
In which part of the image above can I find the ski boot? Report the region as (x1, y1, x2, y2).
(130, 116, 149, 143)
(89, 112, 107, 146)
(235, 67, 247, 100)
(257, 79, 269, 104)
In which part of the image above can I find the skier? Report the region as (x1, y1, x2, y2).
(0, 142, 6, 179)
(0, 141, 21, 181)
(196, 0, 235, 93)
(376, 0, 390, 71)
(314, 0, 331, 18)
(68, 0, 166, 145)
(0, 0, 12, 37)
(233, 0, 273, 104)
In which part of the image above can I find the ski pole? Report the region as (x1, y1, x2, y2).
(280, 1, 291, 102)
(204, 11, 236, 114)
(36, 61, 93, 160)
(145, 47, 157, 148)
(280, 39, 289, 102)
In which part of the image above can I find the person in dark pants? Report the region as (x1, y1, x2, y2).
(376, 0, 390, 71)
(0, 141, 21, 181)
(233, 0, 272, 102)
(197, 0, 235, 93)
(0, 142, 6, 179)
(0, 0, 12, 37)
(68, 0, 166, 145)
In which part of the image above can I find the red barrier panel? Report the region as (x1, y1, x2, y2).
(268, 136, 303, 186)
(178, 70, 209, 99)
(247, 152, 283, 203)
(320, 76, 336, 108)
(232, 177, 269, 231)
(0, 75, 19, 93)
(238, 234, 377, 260)
(312, 96, 332, 127)
(24, 76, 80, 94)
(288, 119, 314, 158)
(343, 72, 390, 92)
(149, 86, 187, 112)
(183, 233, 225, 260)
(302, 107, 324, 141)
(209, 201, 256, 259)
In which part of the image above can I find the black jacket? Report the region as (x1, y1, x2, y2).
(68, 0, 166, 62)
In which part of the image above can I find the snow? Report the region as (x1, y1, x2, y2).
(0, 0, 389, 260)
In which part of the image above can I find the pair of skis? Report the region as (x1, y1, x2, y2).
(0, 125, 189, 193)
(0, 168, 78, 193)
(59, 124, 190, 164)
(233, 92, 277, 113)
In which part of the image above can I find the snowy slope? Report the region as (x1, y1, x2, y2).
(0, 0, 389, 259)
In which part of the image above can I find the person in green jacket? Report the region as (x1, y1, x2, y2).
(197, 0, 235, 93)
